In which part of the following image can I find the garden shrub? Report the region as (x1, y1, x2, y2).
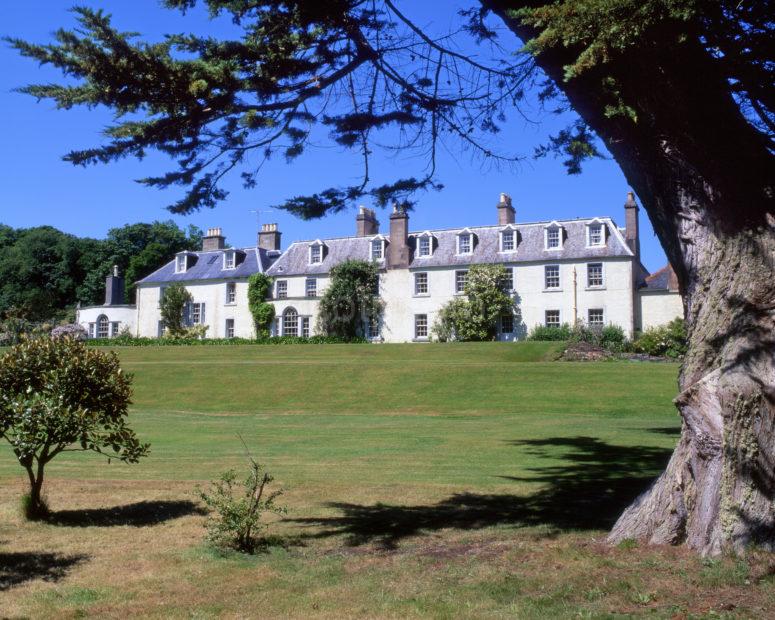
(159, 282, 192, 336)
(87, 335, 368, 346)
(317, 260, 382, 338)
(432, 264, 514, 341)
(633, 318, 687, 358)
(527, 323, 573, 341)
(198, 455, 286, 553)
(50, 323, 88, 340)
(248, 273, 275, 337)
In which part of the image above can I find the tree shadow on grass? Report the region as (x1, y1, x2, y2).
(49, 500, 206, 527)
(290, 436, 672, 550)
(0, 551, 87, 591)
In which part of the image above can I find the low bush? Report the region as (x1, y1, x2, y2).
(527, 323, 573, 341)
(88, 334, 368, 346)
(50, 323, 88, 340)
(198, 454, 286, 553)
(633, 318, 687, 358)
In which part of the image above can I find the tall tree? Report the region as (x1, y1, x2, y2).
(10, 1, 774, 554)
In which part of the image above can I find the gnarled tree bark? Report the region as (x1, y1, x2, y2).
(487, 3, 775, 554)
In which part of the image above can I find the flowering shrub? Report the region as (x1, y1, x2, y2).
(633, 318, 687, 358)
(50, 323, 88, 340)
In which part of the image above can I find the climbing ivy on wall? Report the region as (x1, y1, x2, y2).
(247, 273, 275, 338)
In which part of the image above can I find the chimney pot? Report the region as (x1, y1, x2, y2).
(497, 192, 515, 225)
(356, 205, 379, 237)
(203, 226, 226, 251)
(258, 223, 282, 251)
(387, 205, 410, 269)
(624, 191, 640, 256)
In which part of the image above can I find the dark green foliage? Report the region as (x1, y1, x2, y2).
(633, 318, 687, 358)
(432, 264, 514, 341)
(159, 283, 193, 337)
(317, 260, 383, 339)
(247, 273, 274, 337)
(198, 453, 286, 553)
(0, 221, 202, 320)
(87, 334, 367, 346)
(8, 2, 524, 216)
(0, 337, 149, 518)
(528, 324, 573, 341)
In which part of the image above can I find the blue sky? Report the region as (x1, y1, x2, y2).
(0, 1, 668, 271)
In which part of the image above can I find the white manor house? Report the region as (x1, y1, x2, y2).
(77, 192, 682, 342)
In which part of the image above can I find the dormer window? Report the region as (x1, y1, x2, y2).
(544, 222, 564, 250)
(309, 241, 325, 265)
(415, 232, 434, 258)
(370, 236, 386, 261)
(587, 220, 605, 247)
(457, 229, 475, 255)
(223, 250, 236, 270)
(175, 254, 188, 273)
(500, 226, 517, 252)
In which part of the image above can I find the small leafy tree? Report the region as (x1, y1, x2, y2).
(247, 273, 274, 338)
(432, 264, 514, 341)
(0, 337, 149, 518)
(159, 282, 192, 336)
(198, 453, 286, 553)
(317, 260, 382, 339)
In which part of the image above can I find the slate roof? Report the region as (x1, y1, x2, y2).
(136, 247, 277, 284)
(266, 217, 634, 277)
(642, 264, 678, 291)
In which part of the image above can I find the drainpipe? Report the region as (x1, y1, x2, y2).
(572, 267, 578, 325)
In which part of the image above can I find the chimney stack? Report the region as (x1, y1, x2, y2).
(497, 192, 515, 225)
(387, 202, 410, 269)
(105, 264, 125, 306)
(624, 192, 640, 257)
(203, 227, 226, 251)
(258, 223, 282, 251)
(356, 206, 379, 237)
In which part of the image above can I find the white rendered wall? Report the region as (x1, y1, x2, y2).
(269, 257, 636, 342)
(77, 305, 137, 337)
(136, 279, 255, 338)
(637, 290, 684, 331)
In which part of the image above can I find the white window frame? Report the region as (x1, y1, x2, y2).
(282, 307, 299, 336)
(545, 309, 561, 327)
(586, 221, 605, 247)
(96, 315, 109, 339)
(301, 316, 310, 338)
(414, 272, 429, 296)
(544, 223, 563, 251)
(544, 265, 561, 290)
(191, 302, 205, 325)
(309, 242, 324, 265)
(417, 233, 433, 258)
(501, 314, 514, 334)
(588, 308, 605, 327)
(225, 318, 235, 338)
(455, 270, 468, 294)
(305, 278, 317, 298)
(175, 254, 188, 273)
(414, 314, 428, 340)
(587, 262, 604, 288)
(370, 237, 385, 261)
(457, 231, 473, 255)
(276, 280, 288, 299)
(226, 281, 237, 304)
(503, 267, 514, 292)
(223, 250, 236, 270)
(500, 226, 517, 252)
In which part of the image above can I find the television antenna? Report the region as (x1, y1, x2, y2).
(249, 208, 276, 231)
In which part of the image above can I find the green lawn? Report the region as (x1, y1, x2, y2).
(2, 343, 772, 618)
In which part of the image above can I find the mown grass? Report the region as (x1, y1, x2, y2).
(1, 342, 773, 618)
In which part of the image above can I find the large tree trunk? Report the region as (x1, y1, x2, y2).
(487, 2, 775, 554)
